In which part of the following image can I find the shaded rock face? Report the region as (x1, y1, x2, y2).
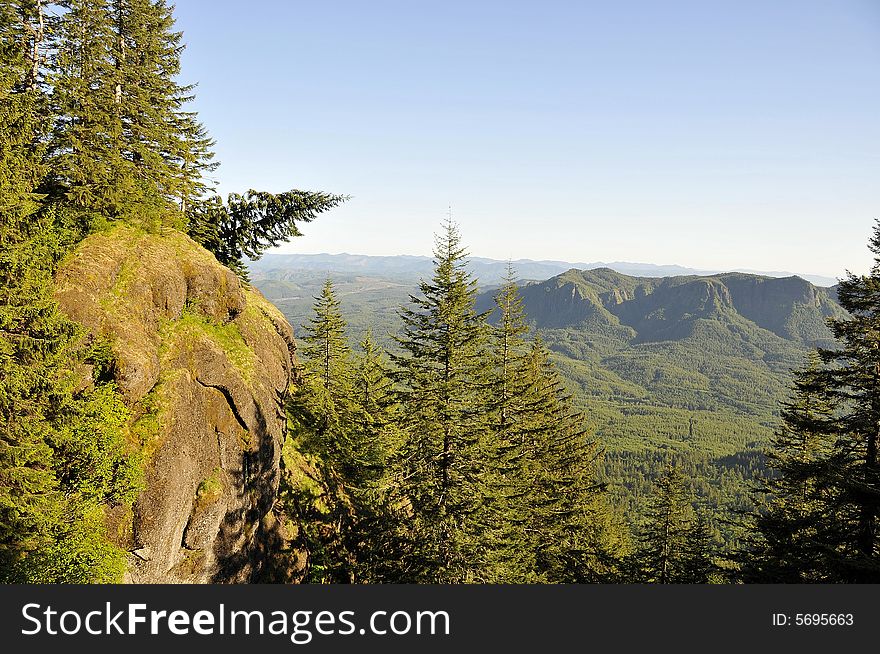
(55, 226, 296, 583)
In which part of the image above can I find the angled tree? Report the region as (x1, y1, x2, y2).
(187, 190, 347, 277)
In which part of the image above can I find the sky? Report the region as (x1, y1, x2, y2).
(172, 0, 880, 279)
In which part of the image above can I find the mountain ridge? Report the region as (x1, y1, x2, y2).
(482, 267, 845, 348)
(249, 252, 839, 288)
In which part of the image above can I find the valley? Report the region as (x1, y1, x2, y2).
(249, 257, 845, 537)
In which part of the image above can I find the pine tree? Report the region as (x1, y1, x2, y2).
(634, 465, 693, 583)
(0, 0, 65, 564)
(111, 0, 216, 218)
(679, 512, 717, 583)
(344, 330, 405, 582)
(390, 219, 492, 582)
(49, 0, 134, 219)
(483, 267, 536, 581)
(351, 330, 399, 487)
(739, 224, 880, 583)
(287, 282, 403, 583)
(294, 279, 356, 471)
(187, 190, 347, 278)
(738, 355, 838, 582)
(523, 337, 623, 582)
(1, 3, 140, 580)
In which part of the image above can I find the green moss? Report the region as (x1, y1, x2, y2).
(175, 548, 206, 577)
(194, 468, 224, 510)
(129, 374, 174, 462)
(168, 306, 255, 382)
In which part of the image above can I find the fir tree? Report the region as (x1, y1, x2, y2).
(390, 219, 492, 582)
(351, 330, 399, 487)
(523, 337, 623, 582)
(634, 465, 693, 583)
(345, 330, 405, 582)
(187, 189, 347, 278)
(0, 0, 65, 564)
(286, 283, 401, 583)
(679, 511, 717, 583)
(49, 0, 134, 219)
(737, 355, 837, 581)
(483, 267, 536, 581)
(295, 279, 356, 472)
(739, 235, 880, 583)
(111, 0, 216, 217)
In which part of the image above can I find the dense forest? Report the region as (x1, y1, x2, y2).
(3, 0, 880, 583)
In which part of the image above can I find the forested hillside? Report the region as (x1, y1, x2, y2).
(479, 268, 846, 535)
(251, 265, 846, 538)
(4, 0, 880, 585)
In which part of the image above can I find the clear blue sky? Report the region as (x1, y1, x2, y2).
(172, 0, 880, 279)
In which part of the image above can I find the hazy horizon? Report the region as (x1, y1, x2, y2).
(254, 248, 842, 286)
(173, 0, 880, 279)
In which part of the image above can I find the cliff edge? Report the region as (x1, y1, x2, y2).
(54, 225, 296, 583)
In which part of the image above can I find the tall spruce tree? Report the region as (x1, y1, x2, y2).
(111, 0, 217, 218)
(287, 283, 402, 583)
(390, 220, 492, 582)
(737, 355, 838, 581)
(344, 330, 405, 582)
(679, 512, 717, 584)
(111, 0, 181, 215)
(295, 279, 357, 472)
(634, 465, 693, 583)
(49, 0, 134, 219)
(740, 218, 880, 583)
(285, 279, 358, 582)
(523, 337, 623, 582)
(0, 0, 64, 566)
(483, 268, 537, 581)
(1, 2, 140, 581)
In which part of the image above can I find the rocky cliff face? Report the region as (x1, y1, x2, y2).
(497, 268, 846, 347)
(54, 226, 296, 583)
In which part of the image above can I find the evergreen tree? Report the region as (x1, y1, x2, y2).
(294, 279, 356, 474)
(351, 330, 399, 487)
(523, 337, 624, 582)
(286, 283, 401, 583)
(187, 189, 347, 277)
(49, 0, 134, 219)
(0, 0, 65, 564)
(679, 512, 717, 583)
(483, 267, 536, 581)
(738, 221, 880, 582)
(737, 355, 837, 581)
(390, 220, 492, 582)
(344, 330, 405, 582)
(634, 465, 692, 583)
(111, 0, 217, 218)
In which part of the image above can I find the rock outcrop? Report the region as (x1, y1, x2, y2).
(55, 226, 296, 583)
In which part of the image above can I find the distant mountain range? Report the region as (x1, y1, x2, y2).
(251, 262, 848, 526)
(473, 267, 845, 452)
(479, 267, 844, 347)
(249, 252, 839, 287)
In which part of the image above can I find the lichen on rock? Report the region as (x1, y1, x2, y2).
(54, 225, 296, 583)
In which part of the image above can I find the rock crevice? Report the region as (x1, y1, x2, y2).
(55, 226, 296, 583)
